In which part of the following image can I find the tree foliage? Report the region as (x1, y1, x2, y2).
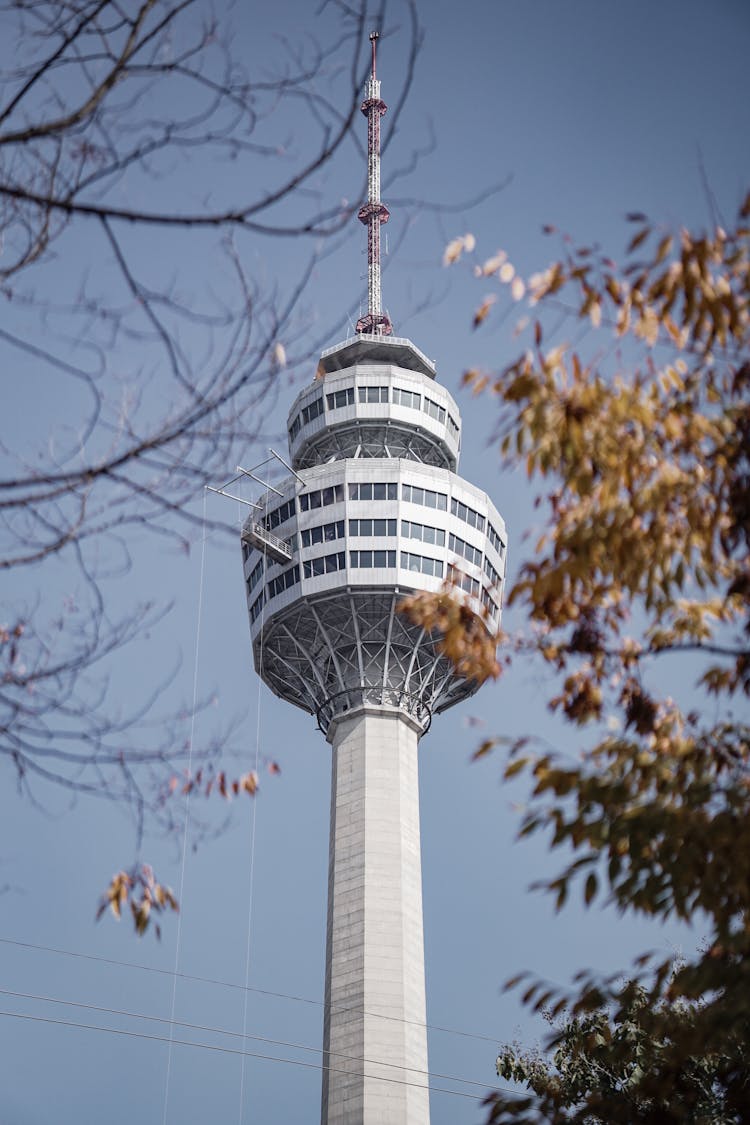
(406, 191, 750, 1118)
(494, 985, 747, 1124)
(96, 862, 178, 939)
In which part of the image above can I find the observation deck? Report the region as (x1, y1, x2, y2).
(289, 335, 460, 472)
(242, 335, 506, 737)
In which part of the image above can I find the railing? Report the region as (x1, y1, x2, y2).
(242, 522, 292, 565)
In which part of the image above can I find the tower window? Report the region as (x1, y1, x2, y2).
(402, 520, 446, 547)
(301, 520, 345, 548)
(482, 587, 502, 619)
(267, 564, 300, 600)
(424, 396, 446, 424)
(358, 385, 389, 404)
(449, 532, 483, 569)
(249, 590, 265, 623)
(303, 551, 346, 578)
(401, 551, 444, 578)
(348, 482, 398, 501)
(401, 483, 448, 511)
(393, 387, 421, 409)
(451, 497, 486, 532)
(448, 565, 480, 598)
(488, 523, 506, 556)
(349, 518, 397, 537)
(326, 387, 355, 410)
(247, 558, 264, 593)
(484, 557, 502, 587)
(300, 484, 345, 511)
(301, 396, 324, 425)
(350, 550, 397, 568)
(263, 498, 296, 531)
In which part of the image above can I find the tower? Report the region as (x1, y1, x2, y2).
(241, 33, 506, 1125)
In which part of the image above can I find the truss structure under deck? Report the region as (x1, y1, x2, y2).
(293, 422, 452, 471)
(255, 589, 477, 736)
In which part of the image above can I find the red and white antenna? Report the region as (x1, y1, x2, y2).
(355, 31, 393, 336)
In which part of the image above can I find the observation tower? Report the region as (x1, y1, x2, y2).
(241, 32, 506, 1125)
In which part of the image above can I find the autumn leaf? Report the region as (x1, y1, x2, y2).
(473, 295, 496, 329)
(97, 865, 178, 938)
(443, 232, 475, 266)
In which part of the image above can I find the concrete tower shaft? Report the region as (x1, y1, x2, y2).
(322, 711, 429, 1124)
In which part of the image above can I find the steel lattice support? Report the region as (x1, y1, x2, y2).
(355, 32, 392, 337)
(254, 589, 479, 736)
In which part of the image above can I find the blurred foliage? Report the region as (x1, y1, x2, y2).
(406, 191, 750, 1118)
(96, 762, 284, 933)
(400, 579, 501, 683)
(492, 983, 748, 1124)
(96, 863, 178, 939)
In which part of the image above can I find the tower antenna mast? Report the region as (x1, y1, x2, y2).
(355, 31, 393, 336)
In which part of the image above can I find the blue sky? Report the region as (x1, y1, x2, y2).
(2, 1, 749, 1122)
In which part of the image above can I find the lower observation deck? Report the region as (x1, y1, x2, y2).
(243, 459, 506, 736)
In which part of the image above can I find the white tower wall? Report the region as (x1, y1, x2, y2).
(322, 708, 429, 1125)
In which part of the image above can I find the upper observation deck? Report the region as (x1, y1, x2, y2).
(288, 335, 461, 472)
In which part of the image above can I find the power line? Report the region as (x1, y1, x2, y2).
(0, 986, 508, 1097)
(0, 1009, 521, 1105)
(0, 936, 503, 1046)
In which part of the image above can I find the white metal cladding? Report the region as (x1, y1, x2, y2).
(243, 460, 506, 734)
(318, 334, 436, 377)
(287, 362, 461, 471)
